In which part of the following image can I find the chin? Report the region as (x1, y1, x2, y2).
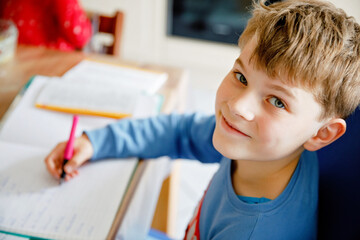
(213, 129, 244, 160)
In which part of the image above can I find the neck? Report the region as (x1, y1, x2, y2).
(231, 149, 303, 200)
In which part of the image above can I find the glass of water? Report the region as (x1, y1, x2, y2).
(0, 19, 18, 64)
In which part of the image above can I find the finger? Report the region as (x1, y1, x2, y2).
(64, 175, 71, 182)
(45, 143, 66, 179)
(45, 156, 59, 179)
(64, 152, 87, 174)
(69, 170, 79, 178)
(64, 170, 79, 181)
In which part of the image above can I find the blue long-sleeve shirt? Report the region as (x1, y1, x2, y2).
(86, 113, 222, 162)
(85, 113, 318, 239)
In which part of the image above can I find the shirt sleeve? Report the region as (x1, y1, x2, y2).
(84, 113, 222, 163)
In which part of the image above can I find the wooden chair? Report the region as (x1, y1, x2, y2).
(86, 11, 124, 57)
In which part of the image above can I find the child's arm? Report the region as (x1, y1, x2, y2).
(85, 113, 222, 163)
(45, 113, 222, 181)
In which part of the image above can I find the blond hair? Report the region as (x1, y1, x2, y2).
(239, 0, 360, 119)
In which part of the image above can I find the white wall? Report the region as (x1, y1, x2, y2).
(328, 0, 360, 22)
(80, 0, 360, 91)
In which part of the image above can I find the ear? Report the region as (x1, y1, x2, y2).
(303, 118, 347, 151)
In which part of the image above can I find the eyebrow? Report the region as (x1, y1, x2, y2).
(235, 58, 246, 72)
(268, 84, 295, 100)
(236, 57, 295, 100)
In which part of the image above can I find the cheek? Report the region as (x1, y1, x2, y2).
(256, 117, 279, 144)
(256, 117, 298, 145)
(257, 116, 315, 148)
(216, 74, 234, 101)
(215, 80, 228, 112)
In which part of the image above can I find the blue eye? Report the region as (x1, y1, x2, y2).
(236, 73, 247, 86)
(269, 97, 285, 109)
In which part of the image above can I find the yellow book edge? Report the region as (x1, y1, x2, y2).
(35, 103, 131, 119)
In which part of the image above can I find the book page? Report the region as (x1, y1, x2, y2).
(62, 60, 168, 95)
(0, 141, 138, 240)
(36, 79, 141, 117)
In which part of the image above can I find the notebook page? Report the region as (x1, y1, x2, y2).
(0, 141, 138, 240)
(62, 60, 168, 95)
(0, 233, 25, 240)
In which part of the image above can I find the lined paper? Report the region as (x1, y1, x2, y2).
(0, 141, 137, 240)
(0, 233, 24, 240)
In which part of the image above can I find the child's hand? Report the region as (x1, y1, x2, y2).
(45, 133, 94, 181)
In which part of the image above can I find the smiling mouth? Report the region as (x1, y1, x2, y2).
(221, 116, 251, 137)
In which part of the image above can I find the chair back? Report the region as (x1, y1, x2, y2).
(317, 107, 360, 239)
(86, 11, 124, 57)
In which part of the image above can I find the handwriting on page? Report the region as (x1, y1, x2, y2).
(0, 141, 137, 240)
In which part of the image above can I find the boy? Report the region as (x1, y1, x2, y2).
(45, 0, 360, 239)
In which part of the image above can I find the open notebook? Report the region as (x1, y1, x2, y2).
(0, 76, 161, 240)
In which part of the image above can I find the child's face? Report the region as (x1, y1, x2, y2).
(213, 37, 326, 162)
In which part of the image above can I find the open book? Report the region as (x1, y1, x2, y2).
(0, 76, 161, 240)
(34, 60, 166, 119)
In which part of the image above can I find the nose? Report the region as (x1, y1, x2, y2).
(228, 91, 256, 121)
